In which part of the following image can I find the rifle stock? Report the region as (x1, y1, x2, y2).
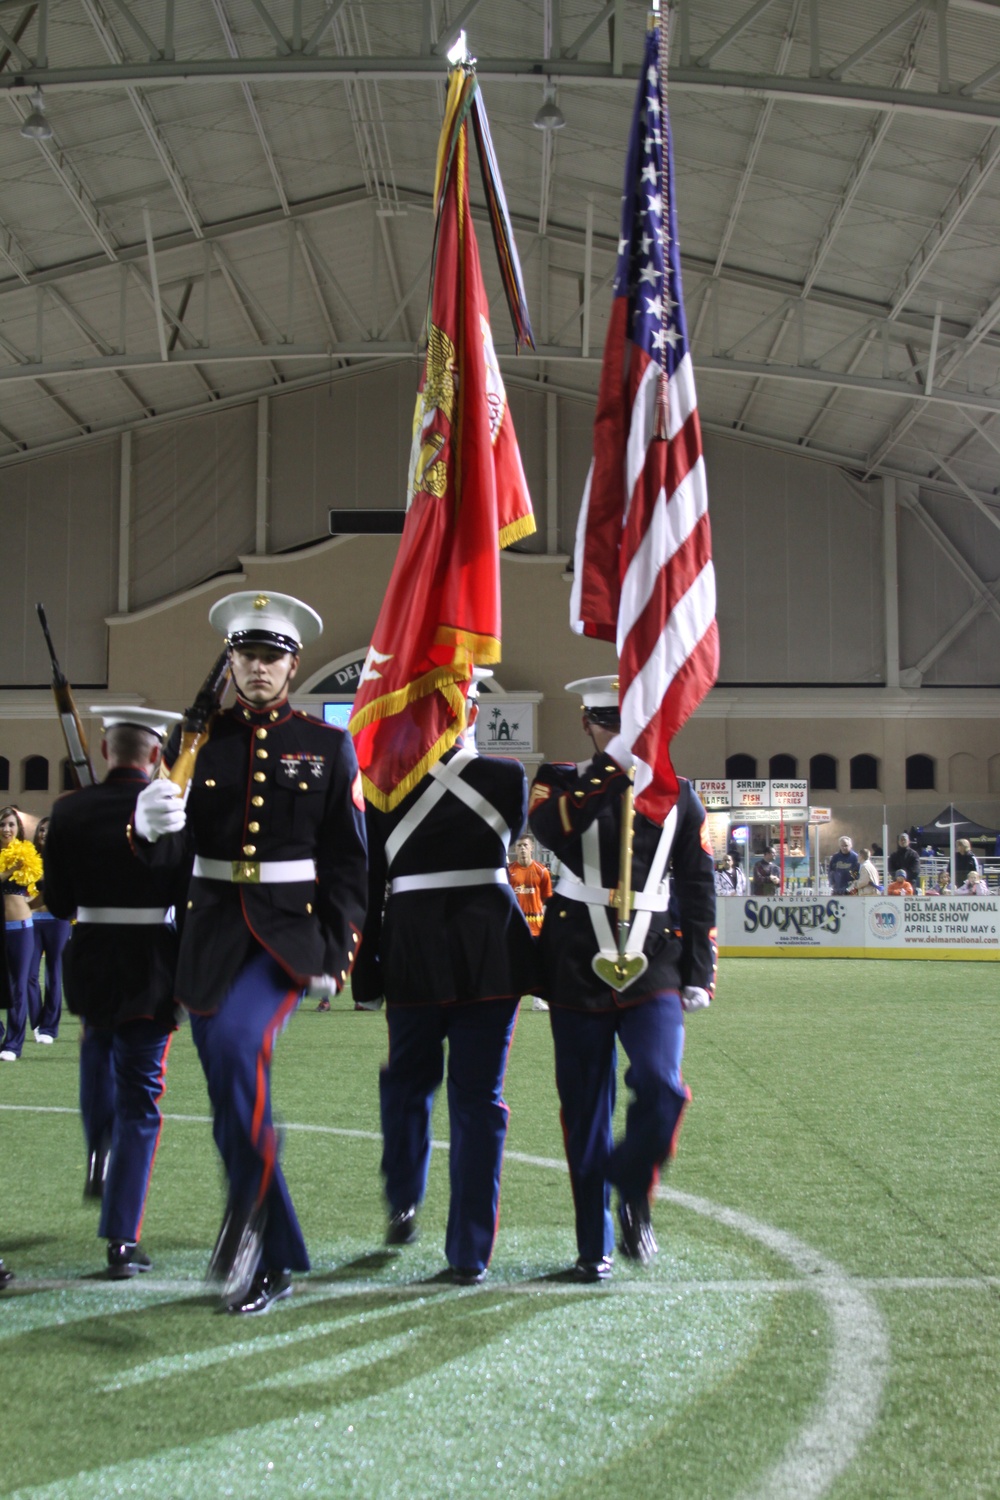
(36, 603, 96, 789)
(167, 648, 231, 794)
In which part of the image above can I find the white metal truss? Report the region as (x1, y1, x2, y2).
(0, 0, 998, 126)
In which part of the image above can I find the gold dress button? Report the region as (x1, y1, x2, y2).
(254, 771, 266, 782)
(256, 728, 268, 740)
(348, 949, 354, 961)
(187, 900, 193, 910)
(590, 777, 601, 784)
(256, 749, 268, 760)
(247, 821, 260, 833)
(251, 795, 264, 807)
(270, 710, 280, 721)
(305, 902, 313, 914)
(243, 844, 256, 856)
(340, 970, 347, 982)
(243, 709, 251, 720)
(204, 778, 216, 788)
(299, 780, 308, 790)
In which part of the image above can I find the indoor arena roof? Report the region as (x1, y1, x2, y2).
(2, 0, 1000, 511)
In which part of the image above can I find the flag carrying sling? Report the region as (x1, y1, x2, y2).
(349, 67, 535, 812)
(570, 20, 718, 824)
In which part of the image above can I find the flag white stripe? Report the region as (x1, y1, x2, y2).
(624, 353, 698, 515)
(616, 456, 709, 655)
(624, 361, 659, 524)
(623, 560, 717, 801)
(569, 458, 595, 635)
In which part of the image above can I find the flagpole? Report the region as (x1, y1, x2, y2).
(615, 770, 637, 979)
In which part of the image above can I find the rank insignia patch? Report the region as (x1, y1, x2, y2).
(528, 782, 552, 812)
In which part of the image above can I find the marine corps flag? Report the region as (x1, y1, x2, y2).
(350, 63, 535, 811)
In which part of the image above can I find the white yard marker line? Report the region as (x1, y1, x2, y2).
(4, 1112, 889, 1498)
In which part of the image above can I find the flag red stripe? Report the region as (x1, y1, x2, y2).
(619, 511, 713, 684)
(633, 623, 720, 821)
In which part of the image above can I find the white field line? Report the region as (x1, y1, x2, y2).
(3, 1109, 890, 1499)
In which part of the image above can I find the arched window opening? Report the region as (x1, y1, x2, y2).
(769, 754, 797, 779)
(23, 755, 49, 793)
(850, 754, 879, 791)
(906, 754, 935, 792)
(809, 754, 838, 792)
(0, 757, 8, 793)
(726, 753, 757, 780)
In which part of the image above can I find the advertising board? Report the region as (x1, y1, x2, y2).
(716, 894, 1000, 959)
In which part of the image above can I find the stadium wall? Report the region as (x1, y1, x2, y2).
(2, 367, 999, 825)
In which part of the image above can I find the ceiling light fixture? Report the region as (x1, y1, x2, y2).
(533, 84, 565, 131)
(19, 88, 52, 142)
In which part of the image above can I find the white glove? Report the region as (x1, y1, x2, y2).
(134, 779, 186, 843)
(307, 975, 339, 998)
(681, 986, 711, 1013)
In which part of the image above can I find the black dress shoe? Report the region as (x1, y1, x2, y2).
(449, 1265, 487, 1286)
(107, 1242, 152, 1280)
(573, 1255, 613, 1282)
(0, 1259, 14, 1289)
(226, 1269, 292, 1315)
(617, 1197, 658, 1265)
(84, 1142, 110, 1202)
(385, 1206, 419, 1246)
(207, 1201, 266, 1302)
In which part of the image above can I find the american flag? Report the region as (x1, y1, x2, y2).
(570, 20, 718, 824)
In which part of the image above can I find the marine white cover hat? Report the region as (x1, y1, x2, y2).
(209, 591, 323, 653)
(90, 707, 183, 737)
(565, 675, 620, 709)
(467, 667, 494, 700)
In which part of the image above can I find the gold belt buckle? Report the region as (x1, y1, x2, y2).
(232, 860, 261, 884)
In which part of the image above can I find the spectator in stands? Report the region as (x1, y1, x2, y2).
(828, 836, 860, 895)
(962, 870, 988, 895)
(887, 869, 914, 896)
(751, 846, 780, 897)
(714, 854, 746, 896)
(954, 838, 979, 885)
(893, 833, 921, 886)
(508, 834, 552, 1012)
(27, 815, 70, 1044)
(853, 847, 881, 896)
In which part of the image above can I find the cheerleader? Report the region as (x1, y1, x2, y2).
(26, 817, 69, 1044)
(1, 806, 43, 1061)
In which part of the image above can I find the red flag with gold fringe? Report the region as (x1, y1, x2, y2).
(349, 65, 535, 811)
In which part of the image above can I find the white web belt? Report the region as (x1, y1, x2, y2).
(193, 856, 317, 884)
(390, 867, 511, 894)
(76, 906, 170, 925)
(554, 878, 669, 912)
(558, 804, 678, 955)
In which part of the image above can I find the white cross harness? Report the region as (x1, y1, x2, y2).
(556, 803, 678, 955)
(385, 749, 513, 893)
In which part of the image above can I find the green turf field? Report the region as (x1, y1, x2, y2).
(2, 958, 999, 1499)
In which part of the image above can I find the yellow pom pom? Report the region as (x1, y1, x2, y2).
(0, 838, 43, 902)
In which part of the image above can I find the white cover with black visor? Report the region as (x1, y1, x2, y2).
(209, 591, 323, 655)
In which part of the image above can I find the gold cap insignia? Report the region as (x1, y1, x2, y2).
(253, 594, 270, 610)
(611, 677, 619, 690)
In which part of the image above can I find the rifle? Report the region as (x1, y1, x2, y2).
(36, 602, 96, 789)
(167, 648, 232, 794)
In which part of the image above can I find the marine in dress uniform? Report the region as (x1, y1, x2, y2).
(44, 707, 185, 1278)
(134, 591, 367, 1315)
(352, 675, 537, 1283)
(529, 677, 717, 1280)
